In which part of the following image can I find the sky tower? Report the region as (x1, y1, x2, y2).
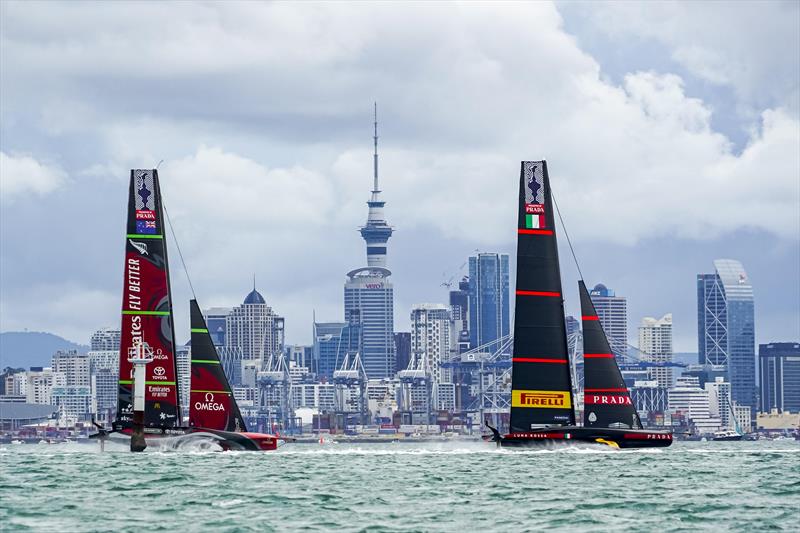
(359, 102, 393, 269)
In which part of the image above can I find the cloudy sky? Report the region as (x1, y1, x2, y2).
(1, 1, 798, 353)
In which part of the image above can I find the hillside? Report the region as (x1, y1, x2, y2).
(0, 331, 89, 370)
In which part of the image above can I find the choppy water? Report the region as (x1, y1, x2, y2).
(1, 440, 798, 532)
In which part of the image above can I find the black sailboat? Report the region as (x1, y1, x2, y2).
(494, 161, 672, 449)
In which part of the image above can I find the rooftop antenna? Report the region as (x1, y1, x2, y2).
(373, 102, 379, 193)
(253, 273, 256, 291)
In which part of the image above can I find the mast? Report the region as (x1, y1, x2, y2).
(508, 161, 575, 432)
(579, 280, 642, 429)
(188, 299, 247, 432)
(114, 169, 181, 431)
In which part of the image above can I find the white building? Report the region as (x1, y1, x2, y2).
(52, 385, 92, 424)
(589, 284, 629, 361)
(26, 368, 56, 405)
(176, 345, 191, 421)
(226, 288, 284, 368)
(638, 314, 674, 388)
(668, 376, 721, 434)
(52, 351, 90, 386)
(410, 303, 452, 385)
(705, 377, 733, 429)
(90, 328, 121, 351)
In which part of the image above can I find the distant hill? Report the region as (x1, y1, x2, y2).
(0, 331, 89, 370)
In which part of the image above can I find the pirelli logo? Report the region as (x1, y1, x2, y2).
(512, 390, 571, 409)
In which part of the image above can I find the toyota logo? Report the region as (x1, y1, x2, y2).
(205, 392, 214, 402)
(154, 366, 165, 376)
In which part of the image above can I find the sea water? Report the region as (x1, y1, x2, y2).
(1, 440, 798, 532)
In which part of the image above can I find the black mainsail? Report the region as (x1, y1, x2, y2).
(579, 281, 643, 429)
(508, 161, 575, 432)
(115, 169, 181, 430)
(188, 299, 247, 433)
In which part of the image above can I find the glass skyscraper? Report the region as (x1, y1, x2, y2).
(697, 259, 756, 411)
(467, 253, 510, 350)
(589, 284, 628, 362)
(759, 342, 800, 414)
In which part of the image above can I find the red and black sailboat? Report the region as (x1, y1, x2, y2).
(95, 169, 281, 451)
(490, 161, 672, 449)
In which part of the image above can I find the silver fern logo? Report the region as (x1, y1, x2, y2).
(129, 239, 148, 256)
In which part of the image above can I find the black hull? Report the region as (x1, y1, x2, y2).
(499, 427, 672, 449)
(712, 436, 743, 442)
(102, 426, 279, 451)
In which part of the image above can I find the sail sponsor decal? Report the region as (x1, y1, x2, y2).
(136, 209, 156, 221)
(523, 161, 546, 227)
(129, 239, 148, 256)
(136, 220, 157, 234)
(194, 392, 227, 412)
(133, 170, 155, 210)
(585, 394, 633, 405)
(512, 390, 572, 409)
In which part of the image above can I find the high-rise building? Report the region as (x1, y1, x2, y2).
(314, 312, 361, 381)
(697, 259, 755, 411)
(204, 307, 232, 346)
(51, 351, 91, 423)
(410, 304, 452, 386)
(704, 377, 733, 429)
(759, 342, 800, 413)
(51, 351, 90, 386)
(176, 344, 191, 420)
(87, 350, 119, 422)
(449, 278, 470, 355)
(90, 328, 120, 351)
(638, 314, 674, 388)
(394, 332, 411, 374)
(344, 105, 395, 379)
(25, 367, 55, 405)
(589, 284, 628, 361)
(668, 376, 721, 434)
(225, 286, 284, 368)
(467, 253, 510, 350)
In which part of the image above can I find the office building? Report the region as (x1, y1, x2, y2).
(668, 376, 721, 434)
(638, 314, 674, 388)
(344, 108, 395, 379)
(759, 342, 800, 413)
(314, 311, 362, 381)
(589, 284, 628, 361)
(394, 332, 411, 374)
(52, 351, 90, 386)
(204, 307, 232, 346)
(468, 253, 510, 350)
(697, 259, 756, 411)
(705, 377, 733, 429)
(90, 328, 120, 351)
(410, 304, 452, 385)
(449, 278, 470, 355)
(225, 286, 284, 368)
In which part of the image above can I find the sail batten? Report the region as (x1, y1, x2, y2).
(115, 169, 181, 430)
(508, 161, 575, 431)
(579, 280, 643, 429)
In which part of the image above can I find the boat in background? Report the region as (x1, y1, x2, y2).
(491, 161, 672, 449)
(712, 430, 743, 441)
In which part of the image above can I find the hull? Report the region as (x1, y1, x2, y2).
(712, 435, 743, 442)
(107, 427, 280, 451)
(499, 427, 673, 449)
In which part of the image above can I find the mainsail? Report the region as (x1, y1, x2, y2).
(508, 161, 575, 432)
(115, 169, 181, 429)
(579, 280, 642, 429)
(188, 299, 246, 432)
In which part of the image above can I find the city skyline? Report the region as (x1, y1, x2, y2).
(1, 2, 798, 354)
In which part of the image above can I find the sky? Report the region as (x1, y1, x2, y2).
(1, 1, 798, 353)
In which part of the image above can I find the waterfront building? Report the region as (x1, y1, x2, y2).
(286, 345, 314, 372)
(52, 351, 90, 387)
(90, 328, 120, 351)
(314, 313, 361, 381)
(204, 307, 232, 346)
(225, 287, 284, 368)
(218, 346, 245, 386)
(25, 367, 55, 405)
(704, 377, 733, 429)
(697, 259, 756, 411)
(759, 342, 800, 413)
(410, 304, 452, 384)
(638, 314, 674, 388)
(468, 253, 510, 350)
(51, 385, 92, 424)
(589, 284, 628, 362)
(88, 350, 119, 422)
(668, 376, 721, 434)
(394, 332, 411, 374)
(629, 380, 668, 416)
(449, 278, 471, 355)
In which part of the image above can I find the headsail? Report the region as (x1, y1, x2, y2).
(115, 169, 181, 429)
(509, 161, 575, 432)
(579, 280, 642, 429)
(188, 299, 247, 432)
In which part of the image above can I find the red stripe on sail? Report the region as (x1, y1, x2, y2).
(581, 315, 599, 321)
(513, 357, 568, 364)
(584, 388, 629, 392)
(516, 290, 561, 297)
(584, 353, 615, 358)
(518, 229, 554, 235)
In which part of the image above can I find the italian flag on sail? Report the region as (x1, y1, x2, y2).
(525, 214, 544, 229)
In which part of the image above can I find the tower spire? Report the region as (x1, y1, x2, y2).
(373, 101, 379, 193)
